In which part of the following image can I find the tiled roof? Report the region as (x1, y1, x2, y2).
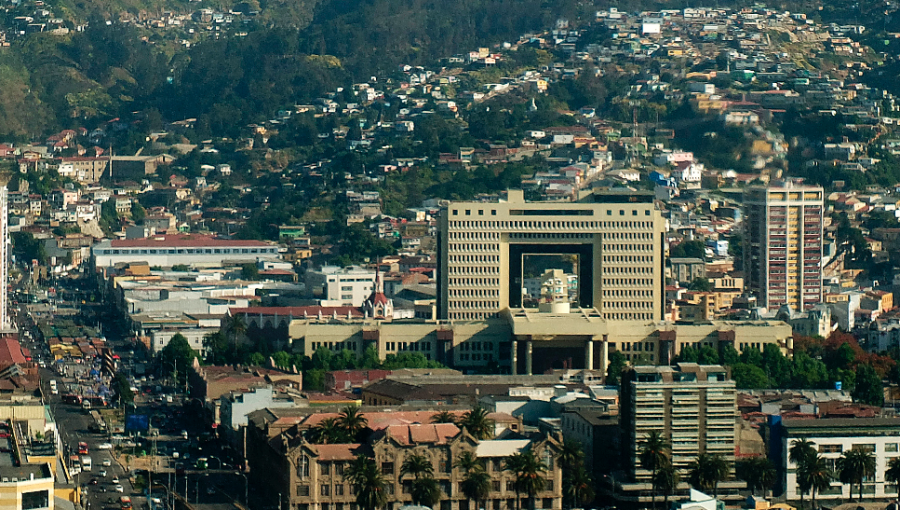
(110, 234, 272, 248)
(312, 444, 363, 461)
(0, 338, 26, 365)
(386, 423, 459, 445)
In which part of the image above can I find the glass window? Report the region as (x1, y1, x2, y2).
(321, 463, 331, 476)
(22, 490, 48, 510)
(887, 444, 899, 453)
(381, 462, 394, 475)
(321, 485, 330, 496)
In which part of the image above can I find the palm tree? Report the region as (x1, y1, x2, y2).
(309, 417, 347, 444)
(505, 450, 547, 510)
(790, 439, 817, 467)
(401, 453, 434, 480)
(223, 313, 247, 354)
(639, 431, 670, 510)
(654, 462, 680, 510)
(886, 457, 900, 495)
(345, 454, 388, 510)
(837, 448, 875, 501)
(736, 457, 776, 495)
(565, 465, 596, 509)
(431, 410, 457, 424)
(558, 440, 585, 472)
(401, 454, 440, 507)
(337, 405, 368, 441)
(410, 476, 442, 508)
(503, 454, 526, 510)
(455, 451, 484, 474)
(458, 407, 495, 440)
(790, 439, 817, 509)
(459, 464, 491, 510)
(687, 454, 729, 498)
(798, 455, 832, 510)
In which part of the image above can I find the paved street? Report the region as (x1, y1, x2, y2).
(17, 272, 246, 510)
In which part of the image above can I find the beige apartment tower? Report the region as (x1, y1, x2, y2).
(744, 181, 824, 310)
(438, 189, 667, 321)
(621, 363, 737, 481)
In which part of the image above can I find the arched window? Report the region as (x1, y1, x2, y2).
(297, 455, 310, 479)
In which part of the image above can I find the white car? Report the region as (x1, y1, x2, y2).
(102, 459, 112, 467)
(98, 443, 113, 450)
(114, 485, 124, 493)
(112, 477, 119, 484)
(98, 470, 107, 477)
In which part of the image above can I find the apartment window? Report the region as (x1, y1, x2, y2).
(341, 286, 353, 291)
(296, 485, 310, 497)
(887, 444, 899, 453)
(22, 490, 48, 510)
(335, 463, 345, 475)
(853, 444, 876, 453)
(321, 463, 331, 476)
(321, 485, 330, 497)
(506, 481, 516, 491)
(492, 481, 501, 492)
(335, 485, 344, 496)
(818, 444, 842, 453)
(382, 462, 394, 475)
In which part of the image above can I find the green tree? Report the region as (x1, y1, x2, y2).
(401, 454, 441, 507)
(885, 457, 900, 495)
(789, 437, 818, 510)
(223, 314, 247, 355)
(430, 411, 457, 424)
(798, 455, 833, 510)
(131, 200, 146, 223)
(654, 463, 679, 510)
(457, 406, 495, 440)
(719, 344, 740, 365)
(687, 454, 728, 498)
(159, 333, 198, 385)
(113, 372, 134, 404)
(606, 351, 628, 386)
(241, 263, 260, 280)
(852, 364, 885, 406)
(505, 450, 547, 510)
(344, 455, 387, 510)
(337, 405, 368, 441)
(689, 277, 712, 291)
(698, 345, 719, 365)
(458, 457, 491, 510)
(12, 232, 47, 266)
(639, 431, 670, 509)
(731, 363, 770, 389)
(837, 448, 875, 501)
(309, 417, 347, 444)
(736, 457, 776, 494)
(558, 441, 585, 473)
(566, 465, 596, 508)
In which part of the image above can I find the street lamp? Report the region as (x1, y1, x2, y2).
(235, 471, 248, 507)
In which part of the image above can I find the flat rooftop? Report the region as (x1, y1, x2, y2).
(0, 463, 52, 481)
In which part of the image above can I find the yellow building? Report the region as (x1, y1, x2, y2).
(0, 464, 54, 510)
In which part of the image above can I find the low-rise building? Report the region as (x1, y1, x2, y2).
(781, 418, 900, 501)
(246, 410, 563, 510)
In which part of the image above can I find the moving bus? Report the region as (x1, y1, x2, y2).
(62, 394, 83, 405)
(81, 455, 91, 471)
(77, 442, 89, 455)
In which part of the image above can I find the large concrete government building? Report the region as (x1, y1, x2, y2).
(438, 189, 666, 321)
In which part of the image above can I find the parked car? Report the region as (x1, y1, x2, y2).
(114, 485, 124, 493)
